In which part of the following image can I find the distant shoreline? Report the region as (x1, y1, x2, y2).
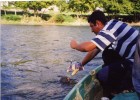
(127, 22, 140, 27)
(1, 20, 140, 27)
(1, 20, 89, 26)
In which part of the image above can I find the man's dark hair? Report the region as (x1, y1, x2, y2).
(88, 10, 107, 25)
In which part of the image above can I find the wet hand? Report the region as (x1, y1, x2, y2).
(67, 62, 84, 76)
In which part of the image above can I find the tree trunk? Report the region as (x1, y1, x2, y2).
(15, 9, 17, 15)
(34, 10, 37, 17)
(4, 10, 7, 15)
(40, 9, 45, 18)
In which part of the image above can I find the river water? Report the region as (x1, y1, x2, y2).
(1, 24, 139, 100)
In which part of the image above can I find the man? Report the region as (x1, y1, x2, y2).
(69, 10, 139, 99)
(133, 34, 140, 99)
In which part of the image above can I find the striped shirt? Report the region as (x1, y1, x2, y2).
(91, 19, 139, 62)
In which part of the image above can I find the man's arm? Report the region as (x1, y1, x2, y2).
(81, 48, 100, 66)
(70, 39, 97, 52)
(67, 47, 100, 75)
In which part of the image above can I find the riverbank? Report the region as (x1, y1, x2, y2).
(0, 19, 88, 26)
(1, 19, 140, 26)
(128, 22, 140, 27)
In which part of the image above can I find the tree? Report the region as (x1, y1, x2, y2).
(53, 0, 69, 12)
(2, 1, 16, 15)
(28, 1, 46, 17)
(68, 0, 95, 18)
(101, 0, 120, 15)
(14, 1, 29, 17)
(118, 0, 133, 14)
(133, 0, 140, 13)
(2, 1, 9, 15)
(131, 0, 140, 22)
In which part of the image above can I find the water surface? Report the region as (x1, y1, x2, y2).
(1, 24, 109, 100)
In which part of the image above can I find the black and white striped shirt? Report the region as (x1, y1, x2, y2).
(91, 19, 139, 62)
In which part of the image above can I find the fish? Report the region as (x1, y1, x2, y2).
(58, 75, 77, 85)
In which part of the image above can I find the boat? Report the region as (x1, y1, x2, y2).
(64, 65, 139, 100)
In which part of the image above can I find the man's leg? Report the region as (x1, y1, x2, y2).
(136, 92, 140, 100)
(96, 65, 111, 98)
(133, 34, 140, 99)
(96, 62, 129, 98)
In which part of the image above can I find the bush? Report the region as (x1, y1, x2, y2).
(55, 14, 65, 23)
(2, 15, 22, 21)
(63, 15, 74, 22)
(55, 14, 74, 23)
(41, 14, 52, 21)
(48, 14, 75, 23)
(48, 14, 65, 23)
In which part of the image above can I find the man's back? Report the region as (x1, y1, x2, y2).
(91, 19, 139, 62)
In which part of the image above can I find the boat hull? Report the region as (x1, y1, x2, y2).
(64, 65, 139, 100)
(64, 65, 102, 100)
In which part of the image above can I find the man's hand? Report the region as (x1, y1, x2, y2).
(67, 62, 84, 76)
(70, 39, 78, 49)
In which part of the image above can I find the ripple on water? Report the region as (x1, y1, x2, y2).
(1, 25, 106, 100)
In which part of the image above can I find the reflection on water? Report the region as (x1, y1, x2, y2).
(1, 24, 103, 100)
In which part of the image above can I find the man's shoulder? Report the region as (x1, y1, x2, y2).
(108, 19, 127, 24)
(109, 19, 124, 24)
(105, 19, 131, 30)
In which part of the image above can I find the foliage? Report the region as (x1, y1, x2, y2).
(28, 1, 46, 17)
(2, 0, 140, 23)
(131, 0, 140, 13)
(14, 1, 50, 17)
(121, 0, 133, 14)
(12, 0, 140, 15)
(101, 0, 119, 14)
(41, 14, 52, 21)
(48, 14, 74, 23)
(68, 0, 90, 14)
(49, 0, 69, 12)
(63, 15, 74, 22)
(55, 14, 65, 23)
(2, 14, 22, 21)
(100, 0, 135, 15)
(47, 14, 64, 23)
(14, 1, 29, 16)
(15, 1, 28, 11)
